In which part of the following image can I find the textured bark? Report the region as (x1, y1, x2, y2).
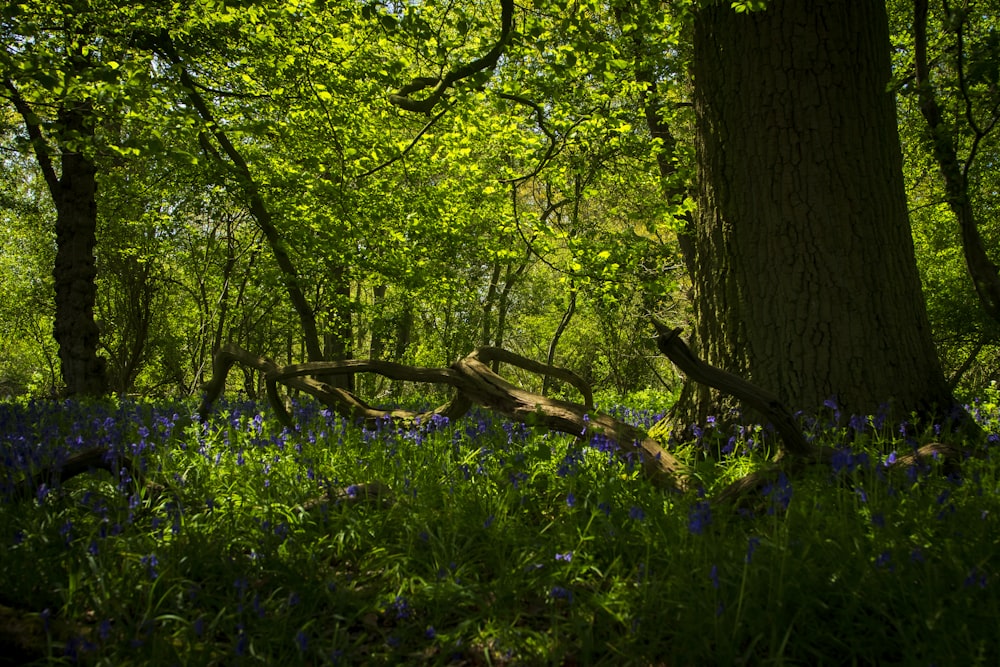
(51, 105, 107, 397)
(543, 284, 576, 396)
(681, 0, 951, 424)
(6, 74, 108, 397)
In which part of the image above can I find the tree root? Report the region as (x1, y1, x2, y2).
(9, 446, 154, 501)
(713, 442, 977, 509)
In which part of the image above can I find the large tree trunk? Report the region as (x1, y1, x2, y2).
(679, 0, 951, 424)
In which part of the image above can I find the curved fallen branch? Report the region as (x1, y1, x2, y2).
(652, 319, 815, 458)
(649, 320, 982, 507)
(200, 344, 685, 490)
(10, 446, 150, 501)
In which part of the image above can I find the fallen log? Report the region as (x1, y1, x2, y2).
(652, 319, 816, 458)
(200, 344, 687, 490)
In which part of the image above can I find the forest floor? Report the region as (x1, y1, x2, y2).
(1, 395, 999, 665)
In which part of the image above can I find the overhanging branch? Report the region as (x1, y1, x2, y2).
(389, 0, 514, 113)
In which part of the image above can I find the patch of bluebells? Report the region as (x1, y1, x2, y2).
(688, 501, 711, 534)
(745, 536, 761, 563)
(761, 472, 793, 514)
(388, 595, 412, 620)
(549, 585, 573, 603)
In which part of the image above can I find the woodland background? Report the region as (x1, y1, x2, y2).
(1, 0, 998, 411)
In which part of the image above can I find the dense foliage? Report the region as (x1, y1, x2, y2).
(4, 2, 1000, 663)
(4, 0, 996, 403)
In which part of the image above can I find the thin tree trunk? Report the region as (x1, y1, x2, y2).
(481, 262, 503, 348)
(912, 0, 1000, 326)
(370, 284, 388, 362)
(323, 268, 354, 391)
(156, 34, 325, 363)
(492, 261, 528, 372)
(543, 283, 576, 396)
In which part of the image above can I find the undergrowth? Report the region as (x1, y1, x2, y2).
(1, 394, 999, 665)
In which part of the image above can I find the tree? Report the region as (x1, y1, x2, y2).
(899, 0, 1000, 394)
(677, 0, 953, 424)
(2, 9, 110, 395)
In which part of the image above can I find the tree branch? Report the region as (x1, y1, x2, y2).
(652, 320, 814, 458)
(2, 78, 60, 198)
(389, 0, 514, 113)
(200, 343, 684, 490)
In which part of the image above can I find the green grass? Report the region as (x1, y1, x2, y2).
(1, 397, 999, 665)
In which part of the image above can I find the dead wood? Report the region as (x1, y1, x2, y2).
(200, 343, 686, 490)
(0, 602, 92, 666)
(714, 442, 977, 509)
(652, 319, 816, 458)
(300, 481, 395, 511)
(11, 446, 149, 500)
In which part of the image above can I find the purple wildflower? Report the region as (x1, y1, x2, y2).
(745, 536, 761, 563)
(688, 501, 712, 534)
(549, 586, 573, 603)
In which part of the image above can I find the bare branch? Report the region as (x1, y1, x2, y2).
(200, 343, 685, 490)
(652, 320, 814, 458)
(389, 0, 514, 113)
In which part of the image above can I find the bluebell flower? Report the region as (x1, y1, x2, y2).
(390, 595, 411, 620)
(688, 501, 711, 534)
(848, 414, 867, 433)
(964, 568, 988, 589)
(296, 630, 308, 652)
(709, 564, 719, 589)
(629, 505, 646, 521)
(549, 586, 573, 603)
(555, 551, 573, 562)
(235, 626, 248, 656)
(745, 536, 760, 563)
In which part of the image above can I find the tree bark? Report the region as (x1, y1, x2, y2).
(5, 78, 108, 397)
(543, 284, 576, 396)
(680, 0, 951, 424)
(51, 103, 108, 397)
(912, 0, 1000, 327)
